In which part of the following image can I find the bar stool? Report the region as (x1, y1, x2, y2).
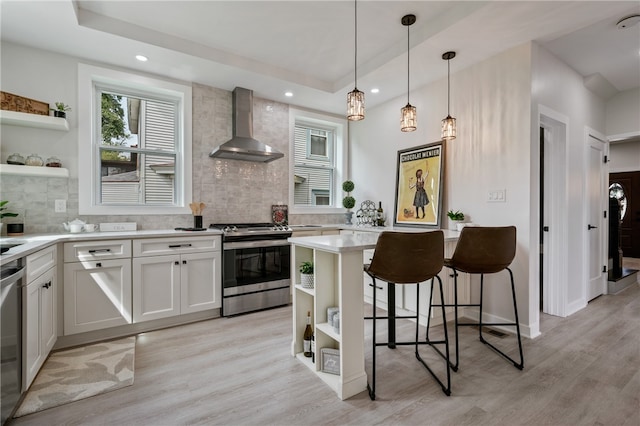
(364, 231, 451, 400)
(428, 226, 524, 372)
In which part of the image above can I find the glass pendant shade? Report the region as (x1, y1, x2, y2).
(400, 104, 417, 132)
(400, 14, 417, 132)
(441, 50, 457, 140)
(347, 88, 365, 121)
(347, 0, 364, 121)
(441, 115, 456, 140)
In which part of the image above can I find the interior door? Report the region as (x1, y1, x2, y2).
(587, 135, 607, 300)
(609, 171, 640, 258)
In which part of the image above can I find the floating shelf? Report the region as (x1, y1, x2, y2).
(0, 110, 69, 131)
(0, 164, 69, 178)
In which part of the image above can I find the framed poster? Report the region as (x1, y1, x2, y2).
(393, 141, 445, 228)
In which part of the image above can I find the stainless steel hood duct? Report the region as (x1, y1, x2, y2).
(209, 87, 284, 162)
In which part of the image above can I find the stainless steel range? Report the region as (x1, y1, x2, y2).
(210, 223, 292, 316)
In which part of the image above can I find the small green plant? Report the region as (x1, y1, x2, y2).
(342, 180, 355, 210)
(299, 261, 314, 274)
(0, 201, 18, 220)
(447, 210, 465, 221)
(50, 102, 71, 112)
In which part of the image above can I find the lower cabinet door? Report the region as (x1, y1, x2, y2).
(64, 259, 132, 335)
(40, 266, 57, 356)
(133, 255, 181, 322)
(23, 266, 57, 389)
(180, 251, 221, 314)
(23, 279, 43, 389)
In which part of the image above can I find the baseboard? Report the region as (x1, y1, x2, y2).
(54, 309, 220, 350)
(458, 308, 536, 339)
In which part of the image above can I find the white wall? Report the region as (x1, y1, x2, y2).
(609, 141, 640, 173)
(351, 43, 536, 336)
(606, 88, 640, 139)
(1, 42, 79, 175)
(531, 43, 606, 315)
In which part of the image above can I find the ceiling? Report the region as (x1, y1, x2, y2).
(2, 1, 639, 115)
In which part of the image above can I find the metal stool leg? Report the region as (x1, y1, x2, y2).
(367, 277, 377, 400)
(452, 269, 460, 371)
(416, 276, 451, 396)
(477, 269, 524, 370)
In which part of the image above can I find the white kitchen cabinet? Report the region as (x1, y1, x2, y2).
(132, 236, 221, 322)
(132, 255, 180, 322)
(63, 240, 132, 335)
(23, 246, 57, 390)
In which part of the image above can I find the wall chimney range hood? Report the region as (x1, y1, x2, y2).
(209, 87, 284, 163)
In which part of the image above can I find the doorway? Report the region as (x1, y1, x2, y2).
(539, 108, 568, 317)
(609, 171, 640, 258)
(586, 134, 607, 301)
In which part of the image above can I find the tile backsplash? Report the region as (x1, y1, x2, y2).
(0, 83, 341, 234)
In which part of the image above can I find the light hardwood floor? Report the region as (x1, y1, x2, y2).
(10, 283, 639, 426)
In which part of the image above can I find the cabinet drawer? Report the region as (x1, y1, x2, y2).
(64, 239, 132, 262)
(133, 236, 220, 257)
(26, 245, 57, 283)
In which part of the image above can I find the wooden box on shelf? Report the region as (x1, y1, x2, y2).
(1, 91, 49, 116)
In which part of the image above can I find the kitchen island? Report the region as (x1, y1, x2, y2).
(289, 230, 462, 400)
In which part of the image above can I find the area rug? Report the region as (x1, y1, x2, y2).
(14, 336, 135, 417)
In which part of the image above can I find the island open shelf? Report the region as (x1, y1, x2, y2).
(289, 232, 379, 400)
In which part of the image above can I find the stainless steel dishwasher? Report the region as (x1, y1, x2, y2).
(1, 258, 25, 425)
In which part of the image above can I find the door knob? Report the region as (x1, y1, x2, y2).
(587, 224, 598, 230)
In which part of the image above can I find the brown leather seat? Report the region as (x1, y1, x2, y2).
(364, 231, 451, 399)
(429, 226, 524, 372)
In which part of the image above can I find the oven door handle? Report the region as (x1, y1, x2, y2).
(224, 240, 291, 250)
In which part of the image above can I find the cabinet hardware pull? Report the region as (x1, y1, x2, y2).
(368, 283, 383, 290)
(169, 244, 192, 248)
(88, 248, 111, 253)
(182, 260, 187, 264)
(42, 281, 52, 289)
(96, 262, 102, 267)
(174, 261, 180, 265)
(587, 224, 598, 230)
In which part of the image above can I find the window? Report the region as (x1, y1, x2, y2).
(289, 108, 347, 213)
(78, 64, 192, 215)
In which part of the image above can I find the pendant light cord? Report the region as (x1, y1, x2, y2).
(354, 0, 358, 87)
(406, 22, 410, 104)
(447, 58, 450, 116)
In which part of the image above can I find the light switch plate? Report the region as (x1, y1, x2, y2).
(487, 189, 506, 203)
(99, 222, 137, 232)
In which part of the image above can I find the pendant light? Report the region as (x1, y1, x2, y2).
(441, 51, 456, 140)
(347, 0, 364, 121)
(400, 14, 416, 132)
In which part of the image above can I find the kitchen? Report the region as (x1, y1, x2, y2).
(1, 1, 640, 425)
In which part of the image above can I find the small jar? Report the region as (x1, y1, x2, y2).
(7, 153, 25, 165)
(25, 154, 44, 167)
(45, 156, 62, 168)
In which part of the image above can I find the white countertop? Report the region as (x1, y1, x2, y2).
(1, 224, 460, 264)
(0, 228, 223, 264)
(288, 227, 460, 253)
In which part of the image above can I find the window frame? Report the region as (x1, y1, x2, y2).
(289, 107, 347, 214)
(78, 63, 192, 215)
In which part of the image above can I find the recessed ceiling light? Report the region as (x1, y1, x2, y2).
(135, 55, 148, 62)
(370, 88, 380, 94)
(285, 91, 293, 97)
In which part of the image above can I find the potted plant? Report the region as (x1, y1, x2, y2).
(342, 180, 356, 225)
(299, 261, 314, 289)
(447, 209, 466, 231)
(50, 102, 71, 119)
(1, 200, 19, 234)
